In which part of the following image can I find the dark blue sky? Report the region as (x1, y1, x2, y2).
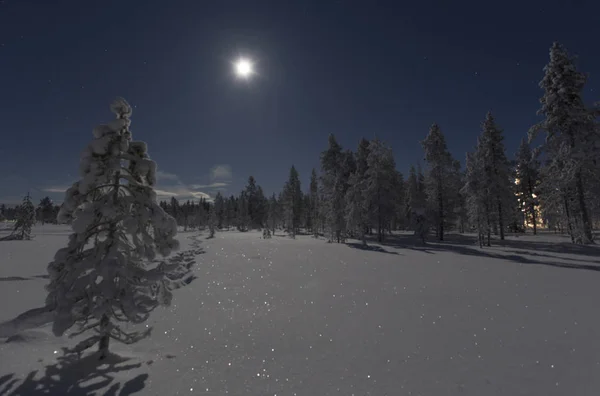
(1, 0, 598, 204)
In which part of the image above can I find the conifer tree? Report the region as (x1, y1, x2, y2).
(529, 42, 598, 243)
(309, 168, 320, 237)
(282, 165, 302, 237)
(515, 138, 541, 234)
(208, 204, 216, 238)
(237, 192, 250, 231)
(478, 112, 513, 240)
(38, 196, 55, 225)
(364, 139, 397, 242)
(421, 123, 460, 241)
(320, 135, 353, 242)
(45, 98, 193, 359)
(214, 192, 225, 229)
(267, 193, 279, 236)
(462, 148, 491, 246)
(13, 193, 36, 240)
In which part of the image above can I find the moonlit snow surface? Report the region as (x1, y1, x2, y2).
(1, 224, 600, 395)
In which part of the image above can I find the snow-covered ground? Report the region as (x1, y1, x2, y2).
(1, 225, 600, 395)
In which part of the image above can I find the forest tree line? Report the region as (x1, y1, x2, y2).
(2, 43, 598, 245)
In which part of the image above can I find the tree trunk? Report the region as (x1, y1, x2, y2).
(527, 177, 537, 235)
(575, 171, 593, 244)
(530, 201, 537, 235)
(563, 192, 575, 244)
(497, 199, 505, 240)
(438, 192, 444, 241)
(486, 207, 491, 247)
(98, 314, 110, 360)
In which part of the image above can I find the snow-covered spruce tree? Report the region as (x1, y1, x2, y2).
(320, 134, 350, 243)
(267, 193, 279, 235)
(529, 42, 599, 244)
(237, 191, 250, 231)
(207, 204, 216, 238)
(404, 165, 419, 229)
(421, 123, 460, 241)
(478, 112, 514, 240)
(38, 196, 55, 225)
(13, 193, 36, 240)
(345, 139, 370, 244)
(345, 172, 368, 245)
(452, 162, 468, 233)
(391, 169, 405, 232)
(282, 165, 302, 238)
(364, 139, 397, 243)
(309, 169, 320, 237)
(462, 149, 491, 247)
(302, 193, 311, 231)
(214, 192, 225, 229)
(515, 138, 541, 234)
(256, 186, 268, 229)
(45, 98, 193, 359)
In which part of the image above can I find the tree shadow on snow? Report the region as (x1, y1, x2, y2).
(0, 275, 49, 282)
(0, 348, 148, 396)
(382, 233, 600, 273)
(501, 249, 600, 265)
(346, 242, 400, 255)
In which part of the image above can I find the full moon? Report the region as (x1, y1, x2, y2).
(234, 58, 254, 79)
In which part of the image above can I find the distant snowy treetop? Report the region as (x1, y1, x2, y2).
(110, 97, 132, 119)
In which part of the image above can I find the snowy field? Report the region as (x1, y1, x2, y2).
(1, 225, 600, 395)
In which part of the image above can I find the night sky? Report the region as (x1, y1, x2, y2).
(1, 0, 599, 204)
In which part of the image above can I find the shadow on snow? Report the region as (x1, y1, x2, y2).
(0, 275, 49, 283)
(0, 349, 148, 396)
(359, 232, 600, 273)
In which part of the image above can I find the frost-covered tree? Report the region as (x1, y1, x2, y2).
(391, 170, 405, 232)
(478, 112, 514, 240)
(245, 176, 264, 229)
(225, 195, 236, 230)
(320, 135, 345, 242)
(309, 169, 320, 237)
(38, 196, 55, 225)
(529, 42, 599, 244)
(237, 192, 250, 231)
(214, 192, 225, 229)
(207, 204, 216, 238)
(267, 193, 279, 235)
(345, 139, 371, 243)
(256, 186, 268, 229)
(404, 166, 418, 228)
(364, 139, 397, 242)
(515, 138, 541, 234)
(169, 197, 180, 224)
(421, 123, 460, 241)
(320, 136, 355, 243)
(45, 98, 193, 359)
(282, 165, 302, 237)
(462, 148, 491, 247)
(12, 193, 36, 240)
(345, 172, 369, 245)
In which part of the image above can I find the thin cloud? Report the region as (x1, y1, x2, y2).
(155, 170, 213, 203)
(42, 186, 70, 193)
(38, 170, 221, 204)
(189, 182, 229, 189)
(210, 165, 232, 181)
(155, 188, 212, 202)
